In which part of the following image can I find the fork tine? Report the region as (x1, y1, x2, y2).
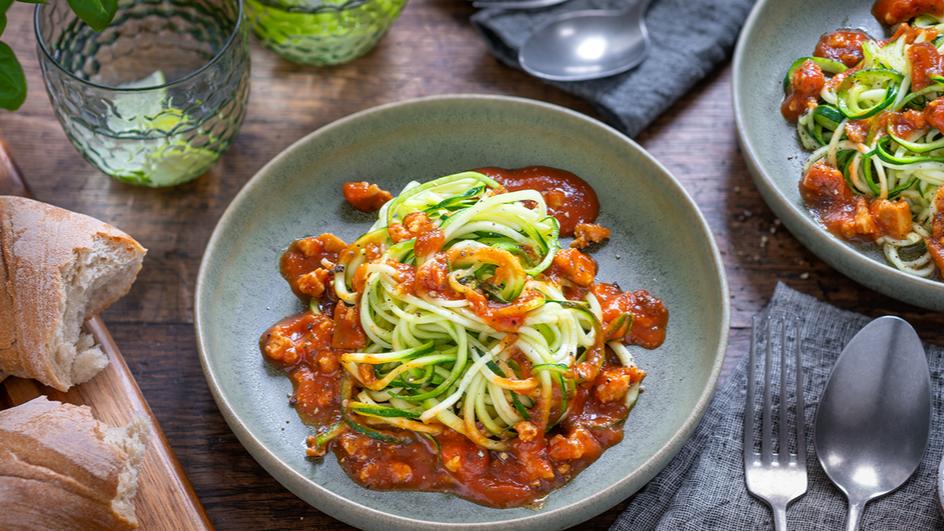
(744, 315, 758, 463)
(761, 316, 774, 463)
(778, 318, 789, 458)
(744, 316, 808, 521)
(794, 318, 807, 462)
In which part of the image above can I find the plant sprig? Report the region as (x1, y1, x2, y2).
(0, 0, 117, 111)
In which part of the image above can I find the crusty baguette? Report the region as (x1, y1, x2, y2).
(0, 396, 149, 530)
(0, 196, 146, 391)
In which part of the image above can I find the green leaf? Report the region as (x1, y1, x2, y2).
(0, 14, 6, 35)
(0, 0, 12, 12)
(0, 42, 26, 111)
(67, 0, 117, 32)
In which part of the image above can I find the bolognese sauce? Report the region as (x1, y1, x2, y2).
(260, 167, 666, 507)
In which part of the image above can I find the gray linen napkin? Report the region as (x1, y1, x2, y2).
(612, 283, 944, 530)
(471, 0, 755, 136)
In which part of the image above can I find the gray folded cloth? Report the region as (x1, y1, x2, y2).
(612, 283, 944, 530)
(471, 0, 755, 136)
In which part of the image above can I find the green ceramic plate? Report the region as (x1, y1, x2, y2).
(734, 0, 944, 311)
(195, 95, 729, 530)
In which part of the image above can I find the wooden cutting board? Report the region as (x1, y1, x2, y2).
(0, 139, 213, 530)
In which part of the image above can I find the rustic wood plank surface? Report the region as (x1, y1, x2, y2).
(1, 0, 942, 528)
(0, 142, 213, 530)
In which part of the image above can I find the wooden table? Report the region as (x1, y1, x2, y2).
(2, 1, 942, 528)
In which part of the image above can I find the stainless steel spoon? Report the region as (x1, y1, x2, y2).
(473, 0, 569, 10)
(518, 0, 652, 82)
(814, 316, 931, 531)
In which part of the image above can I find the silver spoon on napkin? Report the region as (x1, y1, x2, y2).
(815, 316, 931, 531)
(518, 0, 652, 81)
(473, 0, 570, 10)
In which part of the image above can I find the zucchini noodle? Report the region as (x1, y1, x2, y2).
(788, 19, 944, 278)
(328, 171, 637, 450)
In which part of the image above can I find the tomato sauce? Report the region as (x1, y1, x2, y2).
(465, 288, 544, 333)
(844, 120, 870, 143)
(414, 229, 445, 257)
(261, 172, 668, 508)
(262, 306, 648, 507)
(799, 162, 915, 241)
(815, 30, 870, 67)
(328, 382, 632, 510)
(909, 41, 944, 90)
(782, 59, 826, 122)
(844, 100, 944, 145)
(280, 234, 346, 300)
(929, 237, 944, 276)
(547, 248, 597, 287)
(331, 301, 367, 350)
(478, 166, 600, 237)
(884, 22, 939, 45)
(261, 312, 343, 428)
(343, 181, 393, 212)
(800, 162, 866, 239)
(925, 97, 944, 132)
(591, 283, 669, 349)
(885, 109, 929, 138)
(928, 188, 944, 274)
(873, 0, 944, 25)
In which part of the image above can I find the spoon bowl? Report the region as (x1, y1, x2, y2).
(518, 0, 651, 82)
(814, 316, 931, 530)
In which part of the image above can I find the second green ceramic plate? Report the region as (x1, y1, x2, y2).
(734, 0, 944, 310)
(195, 95, 728, 530)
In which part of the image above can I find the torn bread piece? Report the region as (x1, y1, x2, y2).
(0, 396, 149, 530)
(0, 196, 146, 391)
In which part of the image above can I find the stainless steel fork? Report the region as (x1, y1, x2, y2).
(744, 315, 807, 531)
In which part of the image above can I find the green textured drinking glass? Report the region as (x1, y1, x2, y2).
(245, 0, 406, 66)
(36, 0, 250, 187)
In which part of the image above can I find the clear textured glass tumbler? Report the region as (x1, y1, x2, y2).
(35, 0, 250, 187)
(245, 0, 406, 66)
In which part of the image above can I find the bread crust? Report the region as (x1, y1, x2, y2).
(0, 396, 147, 530)
(0, 196, 145, 390)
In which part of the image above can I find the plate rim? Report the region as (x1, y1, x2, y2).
(732, 0, 944, 311)
(194, 94, 730, 529)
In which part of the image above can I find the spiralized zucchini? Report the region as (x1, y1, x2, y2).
(327, 171, 632, 451)
(791, 20, 944, 278)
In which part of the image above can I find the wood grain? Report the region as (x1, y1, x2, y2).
(0, 141, 212, 530)
(0, 0, 941, 528)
